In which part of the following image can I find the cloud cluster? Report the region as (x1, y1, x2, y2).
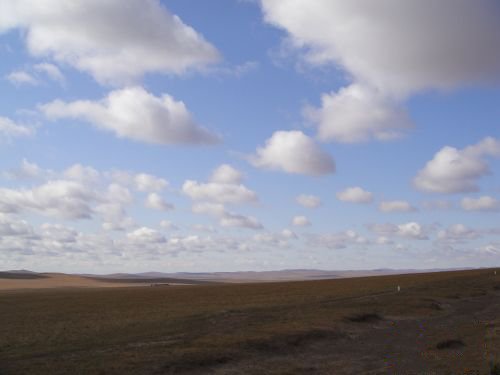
(414, 137, 500, 194)
(378, 200, 416, 213)
(0, 116, 35, 139)
(292, 215, 310, 227)
(296, 194, 321, 208)
(336, 187, 373, 204)
(250, 130, 335, 175)
(261, 0, 500, 142)
(0, 0, 219, 85)
(0, 160, 175, 230)
(461, 196, 499, 212)
(184, 165, 262, 230)
(368, 222, 428, 240)
(41, 87, 220, 145)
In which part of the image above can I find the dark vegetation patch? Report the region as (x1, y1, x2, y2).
(244, 329, 345, 354)
(493, 284, 500, 291)
(491, 361, 500, 375)
(436, 339, 465, 350)
(345, 312, 383, 323)
(0, 272, 47, 279)
(160, 352, 235, 374)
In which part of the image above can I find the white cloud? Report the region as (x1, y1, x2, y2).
(0, 0, 219, 85)
(437, 224, 480, 243)
(0, 213, 34, 237)
(5, 159, 43, 180)
(40, 86, 220, 145)
(0, 116, 35, 138)
(134, 173, 168, 192)
(260, 1, 500, 142)
(191, 202, 262, 230)
(127, 227, 165, 244)
(414, 137, 500, 193)
(250, 130, 335, 175)
(292, 215, 310, 227)
(183, 179, 257, 205)
(63, 164, 100, 184)
(461, 196, 500, 212)
(219, 212, 263, 230)
(307, 230, 368, 249)
(6, 70, 38, 85)
(210, 164, 243, 184)
(0, 179, 97, 220)
(145, 193, 173, 211)
(379, 200, 416, 213)
(396, 222, 428, 240)
(336, 187, 373, 204)
(306, 84, 413, 143)
(33, 63, 65, 83)
(296, 194, 321, 208)
(160, 220, 179, 231)
(368, 222, 428, 240)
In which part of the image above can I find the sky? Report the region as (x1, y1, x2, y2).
(0, 0, 499, 274)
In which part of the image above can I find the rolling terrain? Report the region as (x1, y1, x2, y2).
(0, 269, 499, 374)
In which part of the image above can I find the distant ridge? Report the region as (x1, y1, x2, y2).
(2, 267, 475, 283)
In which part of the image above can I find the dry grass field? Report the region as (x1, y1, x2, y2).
(0, 269, 499, 374)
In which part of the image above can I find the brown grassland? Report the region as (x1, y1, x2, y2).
(0, 269, 499, 374)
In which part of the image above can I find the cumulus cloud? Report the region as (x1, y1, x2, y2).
(378, 200, 416, 213)
(0, 116, 35, 138)
(183, 165, 257, 205)
(187, 168, 262, 230)
(336, 187, 373, 204)
(0, 213, 34, 237)
(296, 194, 321, 208)
(0, 179, 97, 219)
(191, 202, 262, 230)
(307, 230, 368, 250)
(145, 193, 174, 211)
(33, 63, 65, 83)
(395, 222, 428, 240)
(437, 224, 480, 243)
(160, 220, 179, 231)
(292, 215, 310, 227)
(249, 130, 335, 175)
(368, 222, 428, 240)
(461, 196, 500, 212)
(0, 0, 219, 85)
(260, 1, 500, 142)
(219, 213, 263, 230)
(63, 164, 100, 184)
(210, 164, 244, 184)
(6, 70, 38, 85)
(306, 84, 413, 143)
(5, 159, 44, 180)
(134, 173, 168, 192)
(40, 86, 220, 145)
(414, 137, 500, 193)
(127, 227, 165, 244)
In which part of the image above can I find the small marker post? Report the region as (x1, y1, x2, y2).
(397, 285, 401, 292)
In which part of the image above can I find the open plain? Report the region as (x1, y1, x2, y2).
(0, 269, 499, 374)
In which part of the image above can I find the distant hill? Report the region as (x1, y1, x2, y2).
(92, 268, 472, 283)
(0, 271, 48, 280)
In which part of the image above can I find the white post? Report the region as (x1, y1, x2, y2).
(397, 285, 401, 292)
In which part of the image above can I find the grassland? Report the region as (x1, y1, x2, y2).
(0, 269, 499, 374)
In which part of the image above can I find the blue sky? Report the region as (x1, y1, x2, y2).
(0, 0, 499, 273)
